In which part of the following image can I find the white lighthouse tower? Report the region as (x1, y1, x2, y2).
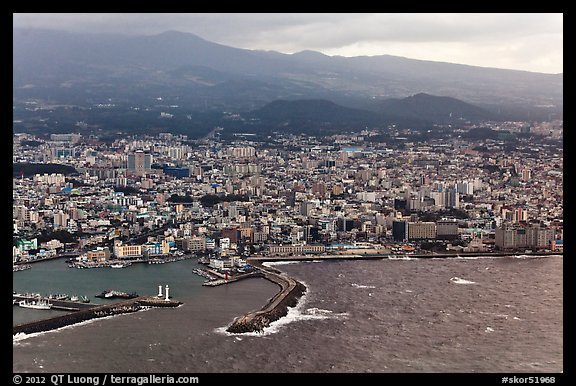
(164, 285, 170, 301)
(157, 285, 163, 298)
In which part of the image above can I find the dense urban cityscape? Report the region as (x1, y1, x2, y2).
(13, 119, 563, 269)
(13, 14, 563, 375)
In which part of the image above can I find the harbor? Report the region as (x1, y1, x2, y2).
(67, 253, 194, 269)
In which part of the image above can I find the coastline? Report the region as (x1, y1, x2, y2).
(13, 251, 561, 337)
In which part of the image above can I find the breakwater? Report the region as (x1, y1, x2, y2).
(13, 297, 182, 336)
(226, 261, 306, 333)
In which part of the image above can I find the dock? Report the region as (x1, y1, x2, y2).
(201, 271, 264, 286)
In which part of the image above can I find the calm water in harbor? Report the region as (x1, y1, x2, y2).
(13, 255, 562, 373)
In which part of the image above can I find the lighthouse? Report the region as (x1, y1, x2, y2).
(164, 285, 170, 301)
(157, 285, 163, 298)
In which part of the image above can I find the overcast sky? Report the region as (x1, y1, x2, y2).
(13, 13, 563, 74)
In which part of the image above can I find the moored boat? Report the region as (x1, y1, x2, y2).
(18, 299, 52, 310)
(95, 290, 139, 299)
(110, 262, 132, 268)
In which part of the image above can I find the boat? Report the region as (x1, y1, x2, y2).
(110, 262, 132, 268)
(70, 295, 79, 302)
(13, 264, 32, 272)
(81, 295, 90, 303)
(18, 299, 52, 310)
(192, 268, 217, 280)
(95, 290, 139, 299)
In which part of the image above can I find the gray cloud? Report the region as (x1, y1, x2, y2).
(13, 13, 563, 73)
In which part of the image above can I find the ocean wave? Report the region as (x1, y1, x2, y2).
(215, 283, 348, 337)
(513, 254, 562, 259)
(387, 256, 416, 261)
(450, 277, 476, 285)
(453, 255, 502, 260)
(261, 261, 301, 267)
(351, 283, 377, 289)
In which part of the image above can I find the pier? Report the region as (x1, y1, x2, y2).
(201, 270, 264, 287)
(13, 296, 182, 335)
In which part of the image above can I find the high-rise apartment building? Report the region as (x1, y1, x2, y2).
(127, 150, 152, 175)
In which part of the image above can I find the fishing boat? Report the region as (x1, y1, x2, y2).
(95, 290, 138, 299)
(110, 261, 132, 268)
(18, 299, 52, 310)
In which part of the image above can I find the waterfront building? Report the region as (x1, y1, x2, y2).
(436, 220, 459, 240)
(142, 240, 170, 256)
(407, 222, 437, 240)
(182, 237, 206, 252)
(113, 240, 143, 258)
(16, 238, 37, 253)
(392, 220, 407, 242)
(87, 247, 110, 262)
(268, 244, 326, 256)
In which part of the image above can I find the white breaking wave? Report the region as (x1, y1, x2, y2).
(450, 277, 477, 285)
(351, 283, 376, 289)
(215, 282, 348, 337)
(453, 255, 502, 260)
(261, 261, 301, 267)
(388, 256, 416, 261)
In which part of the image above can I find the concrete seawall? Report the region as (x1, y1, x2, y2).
(250, 250, 562, 263)
(226, 260, 306, 333)
(13, 297, 181, 336)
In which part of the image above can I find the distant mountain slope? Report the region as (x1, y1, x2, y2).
(249, 94, 492, 128)
(13, 28, 563, 121)
(377, 93, 494, 123)
(252, 99, 378, 122)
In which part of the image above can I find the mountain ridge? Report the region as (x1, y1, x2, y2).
(13, 28, 562, 122)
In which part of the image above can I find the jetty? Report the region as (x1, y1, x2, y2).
(226, 260, 305, 333)
(13, 295, 182, 336)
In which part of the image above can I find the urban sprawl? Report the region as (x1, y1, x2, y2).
(13, 122, 563, 270)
